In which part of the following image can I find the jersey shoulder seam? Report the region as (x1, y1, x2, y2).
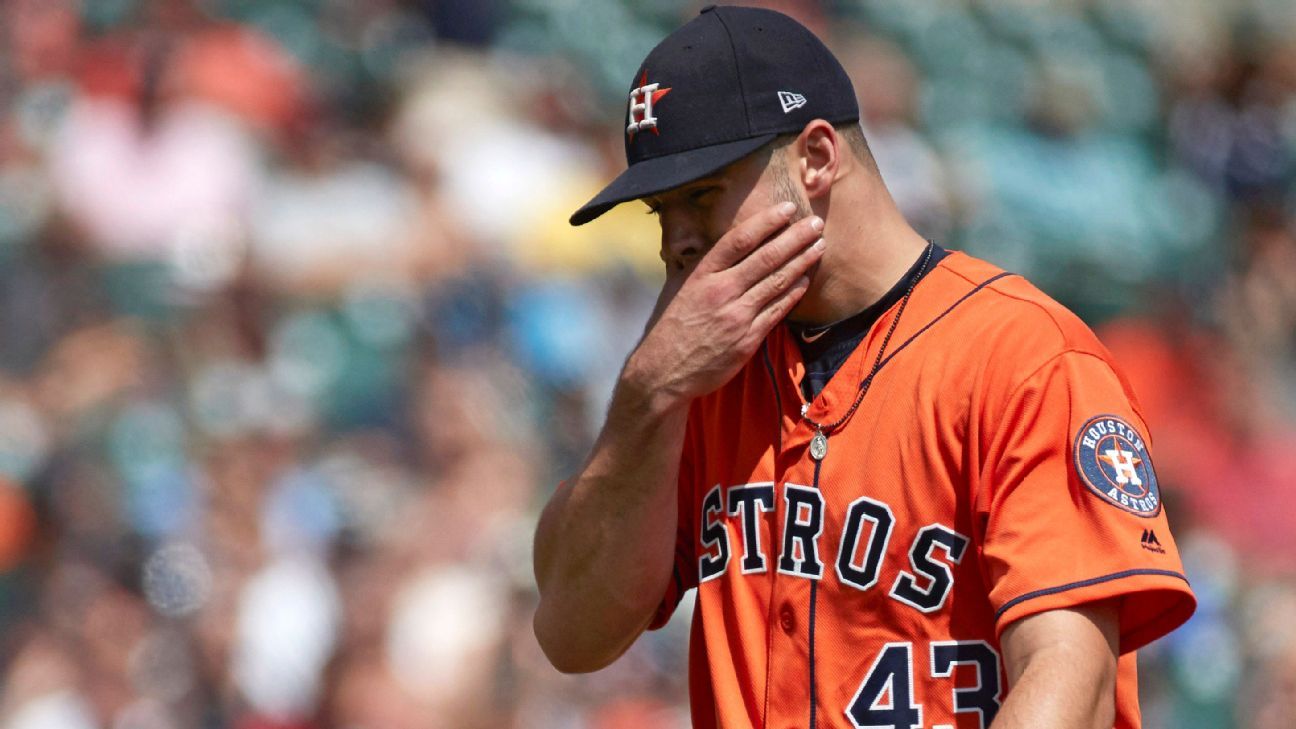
(996, 346, 1152, 440)
(998, 347, 1120, 409)
(937, 259, 1077, 345)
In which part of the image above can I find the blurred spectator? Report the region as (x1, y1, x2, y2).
(841, 35, 954, 241)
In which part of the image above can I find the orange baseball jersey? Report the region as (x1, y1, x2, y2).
(648, 251, 1196, 728)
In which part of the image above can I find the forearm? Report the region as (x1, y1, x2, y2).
(992, 650, 1116, 729)
(993, 604, 1119, 729)
(532, 368, 688, 673)
(532, 202, 823, 673)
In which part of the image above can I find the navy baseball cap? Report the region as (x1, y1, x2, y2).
(569, 4, 859, 226)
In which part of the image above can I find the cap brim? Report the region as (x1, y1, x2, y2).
(569, 134, 778, 226)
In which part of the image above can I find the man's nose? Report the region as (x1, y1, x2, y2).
(660, 212, 706, 270)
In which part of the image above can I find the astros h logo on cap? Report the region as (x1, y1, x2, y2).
(627, 70, 672, 139)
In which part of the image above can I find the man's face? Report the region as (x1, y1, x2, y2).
(643, 144, 813, 280)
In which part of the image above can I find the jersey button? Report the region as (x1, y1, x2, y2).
(779, 606, 795, 633)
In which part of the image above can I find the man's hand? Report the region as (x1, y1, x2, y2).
(626, 201, 826, 413)
(532, 201, 824, 674)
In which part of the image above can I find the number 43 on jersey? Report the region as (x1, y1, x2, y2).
(848, 641, 1000, 729)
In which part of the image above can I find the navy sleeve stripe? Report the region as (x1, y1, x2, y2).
(995, 568, 1191, 621)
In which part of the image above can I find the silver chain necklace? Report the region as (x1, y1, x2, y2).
(801, 242, 934, 461)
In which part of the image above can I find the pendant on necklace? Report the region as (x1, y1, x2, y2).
(810, 429, 828, 461)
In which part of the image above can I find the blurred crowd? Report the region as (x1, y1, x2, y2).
(0, 0, 1293, 727)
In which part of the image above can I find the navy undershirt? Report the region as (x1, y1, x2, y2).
(788, 244, 949, 401)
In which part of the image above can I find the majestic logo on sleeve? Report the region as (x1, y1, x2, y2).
(626, 70, 671, 139)
(1074, 415, 1161, 517)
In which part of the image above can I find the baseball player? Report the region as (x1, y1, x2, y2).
(534, 6, 1196, 728)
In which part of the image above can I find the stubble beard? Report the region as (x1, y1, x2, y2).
(768, 151, 814, 223)
(768, 151, 820, 323)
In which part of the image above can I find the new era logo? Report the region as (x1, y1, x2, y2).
(1140, 529, 1165, 554)
(778, 91, 806, 113)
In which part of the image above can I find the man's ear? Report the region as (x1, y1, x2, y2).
(795, 120, 841, 202)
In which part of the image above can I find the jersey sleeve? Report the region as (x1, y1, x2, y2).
(978, 348, 1196, 653)
(647, 402, 702, 630)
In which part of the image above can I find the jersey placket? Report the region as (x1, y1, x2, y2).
(765, 323, 896, 729)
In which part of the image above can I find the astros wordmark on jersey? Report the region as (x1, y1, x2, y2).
(650, 251, 1197, 729)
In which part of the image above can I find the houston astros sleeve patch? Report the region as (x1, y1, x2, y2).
(1073, 414, 1161, 517)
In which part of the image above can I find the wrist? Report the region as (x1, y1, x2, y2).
(618, 352, 690, 419)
